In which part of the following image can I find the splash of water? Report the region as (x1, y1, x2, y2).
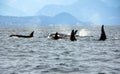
(79, 29, 90, 36)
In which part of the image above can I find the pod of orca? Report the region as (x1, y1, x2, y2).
(49, 29, 78, 41)
(9, 25, 107, 41)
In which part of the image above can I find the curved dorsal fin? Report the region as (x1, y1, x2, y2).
(99, 25, 107, 41)
(30, 31, 34, 37)
(70, 29, 77, 41)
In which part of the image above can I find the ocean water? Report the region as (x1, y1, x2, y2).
(0, 25, 120, 74)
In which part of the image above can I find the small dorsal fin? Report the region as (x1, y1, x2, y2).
(30, 31, 34, 37)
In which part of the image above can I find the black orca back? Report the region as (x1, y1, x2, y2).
(10, 31, 34, 38)
(99, 25, 107, 41)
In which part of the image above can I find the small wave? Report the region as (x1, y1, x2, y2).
(98, 72, 106, 74)
(33, 64, 49, 70)
(10, 72, 18, 74)
(46, 67, 80, 73)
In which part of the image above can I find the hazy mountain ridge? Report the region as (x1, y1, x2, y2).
(40, 12, 87, 25)
(37, 0, 120, 25)
(1, 0, 120, 25)
(0, 16, 41, 25)
(0, 12, 88, 25)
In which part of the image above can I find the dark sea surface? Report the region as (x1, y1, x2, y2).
(0, 25, 120, 74)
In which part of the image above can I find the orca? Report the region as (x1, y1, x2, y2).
(9, 31, 34, 38)
(99, 25, 107, 41)
(48, 32, 69, 39)
(70, 30, 78, 41)
(52, 32, 61, 40)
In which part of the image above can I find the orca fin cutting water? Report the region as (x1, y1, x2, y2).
(99, 25, 106, 41)
(52, 32, 60, 40)
(9, 31, 34, 38)
(70, 29, 77, 41)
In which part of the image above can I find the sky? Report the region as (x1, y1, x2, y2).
(0, 0, 78, 16)
(0, 0, 120, 25)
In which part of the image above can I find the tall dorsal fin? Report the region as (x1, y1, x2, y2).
(70, 29, 77, 41)
(99, 25, 107, 41)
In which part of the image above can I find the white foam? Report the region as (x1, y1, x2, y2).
(79, 29, 90, 36)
